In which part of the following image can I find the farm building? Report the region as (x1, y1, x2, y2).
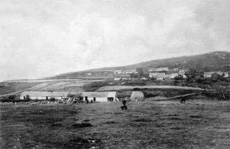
(173, 68, 179, 71)
(114, 74, 131, 81)
(140, 77, 148, 81)
(148, 68, 158, 72)
(149, 67, 169, 72)
(20, 91, 70, 100)
(114, 78, 121, 81)
(203, 71, 229, 78)
(223, 72, 229, 77)
(81, 92, 117, 102)
(124, 70, 138, 74)
(149, 72, 166, 80)
(216, 72, 229, 77)
(130, 91, 144, 101)
(166, 73, 179, 79)
(157, 67, 169, 72)
(204, 72, 215, 78)
(114, 70, 123, 74)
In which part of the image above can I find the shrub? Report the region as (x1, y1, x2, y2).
(49, 97, 56, 102)
(8, 95, 16, 100)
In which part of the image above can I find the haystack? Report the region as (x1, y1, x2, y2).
(130, 91, 144, 101)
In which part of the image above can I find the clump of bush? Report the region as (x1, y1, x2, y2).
(0, 94, 18, 102)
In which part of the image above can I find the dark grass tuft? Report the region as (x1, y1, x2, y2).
(133, 118, 152, 122)
(105, 121, 116, 124)
(72, 123, 93, 128)
(190, 115, 202, 118)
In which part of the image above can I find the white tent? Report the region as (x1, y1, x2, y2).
(130, 91, 144, 101)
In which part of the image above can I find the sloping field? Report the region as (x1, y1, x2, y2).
(37, 81, 94, 91)
(0, 79, 99, 97)
(40, 82, 73, 90)
(0, 82, 41, 95)
(27, 83, 52, 90)
(98, 85, 204, 91)
(1, 99, 230, 149)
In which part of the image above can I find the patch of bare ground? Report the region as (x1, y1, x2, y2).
(1, 99, 230, 148)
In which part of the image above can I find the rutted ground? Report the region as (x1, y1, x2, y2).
(1, 98, 230, 149)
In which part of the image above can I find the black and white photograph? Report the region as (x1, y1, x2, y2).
(0, 0, 230, 148)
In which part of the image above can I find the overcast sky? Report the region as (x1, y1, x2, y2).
(0, 0, 230, 81)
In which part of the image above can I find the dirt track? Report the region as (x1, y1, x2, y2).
(98, 85, 205, 91)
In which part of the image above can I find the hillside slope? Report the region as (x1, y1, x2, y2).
(108, 51, 230, 71)
(49, 51, 230, 79)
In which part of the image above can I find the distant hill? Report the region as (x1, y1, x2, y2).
(105, 51, 230, 71)
(48, 51, 230, 79)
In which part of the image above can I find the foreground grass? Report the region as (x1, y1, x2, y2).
(1, 99, 230, 149)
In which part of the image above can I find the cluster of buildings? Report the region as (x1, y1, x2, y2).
(113, 67, 229, 81)
(148, 67, 187, 80)
(113, 67, 187, 81)
(20, 91, 118, 102)
(114, 70, 138, 75)
(113, 69, 138, 81)
(203, 71, 229, 78)
(20, 91, 144, 102)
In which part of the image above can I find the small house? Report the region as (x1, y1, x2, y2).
(223, 72, 229, 77)
(156, 67, 169, 72)
(114, 70, 123, 74)
(140, 77, 148, 81)
(148, 68, 158, 72)
(169, 73, 179, 78)
(114, 78, 121, 81)
(81, 92, 117, 102)
(120, 74, 131, 80)
(204, 72, 215, 78)
(156, 78, 164, 81)
(217, 71, 229, 77)
(203, 71, 229, 78)
(124, 70, 138, 74)
(149, 72, 166, 80)
(173, 68, 179, 71)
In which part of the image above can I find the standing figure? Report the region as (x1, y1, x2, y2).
(85, 96, 89, 104)
(121, 99, 127, 110)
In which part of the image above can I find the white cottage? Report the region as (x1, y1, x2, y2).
(149, 72, 166, 79)
(20, 91, 69, 100)
(81, 92, 117, 102)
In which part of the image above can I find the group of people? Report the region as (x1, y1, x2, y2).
(84, 96, 128, 110)
(85, 97, 96, 104)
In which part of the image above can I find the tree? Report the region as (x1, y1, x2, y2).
(211, 73, 222, 82)
(8, 95, 16, 102)
(8, 95, 16, 100)
(174, 75, 183, 80)
(185, 68, 203, 81)
(49, 97, 56, 102)
(136, 67, 144, 78)
(130, 73, 138, 79)
(185, 68, 198, 79)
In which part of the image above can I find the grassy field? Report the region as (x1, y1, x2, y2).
(0, 82, 41, 95)
(1, 98, 230, 149)
(0, 79, 99, 97)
